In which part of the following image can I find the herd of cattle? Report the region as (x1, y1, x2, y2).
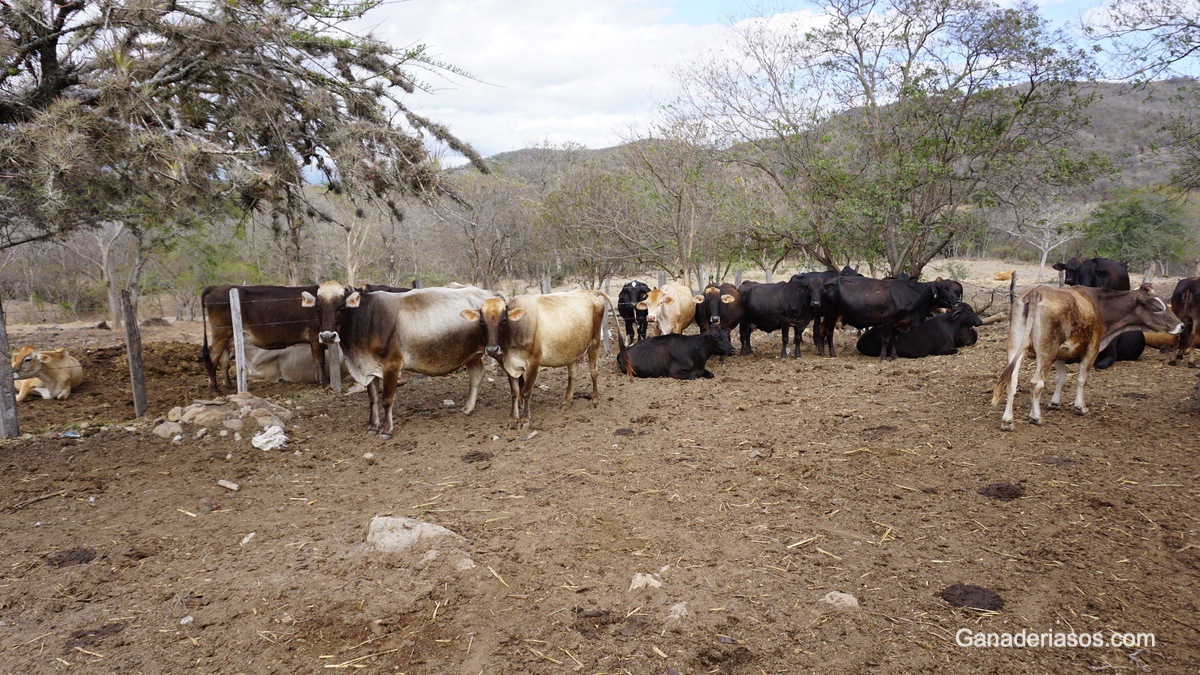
(8, 258, 1200, 432)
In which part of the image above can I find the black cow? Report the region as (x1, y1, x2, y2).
(616, 326, 735, 379)
(617, 281, 651, 342)
(695, 283, 744, 363)
(1169, 276, 1200, 367)
(1054, 256, 1145, 369)
(737, 275, 820, 358)
(855, 302, 982, 358)
(820, 276, 959, 359)
(362, 283, 413, 293)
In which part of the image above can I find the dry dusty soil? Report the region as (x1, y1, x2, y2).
(2, 277, 1199, 674)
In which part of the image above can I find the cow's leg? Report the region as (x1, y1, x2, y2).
(311, 341, 328, 385)
(1048, 360, 1069, 409)
(1073, 357, 1093, 415)
(365, 379, 381, 434)
(517, 368, 538, 429)
(563, 361, 577, 405)
(779, 325, 790, 358)
(791, 323, 803, 358)
(587, 344, 601, 406)
(462, 354, 485, 415)
(999, 352, 1025, 431)
(507, 375, 521, 422)
(879, 324, 893, 361)
(1028, 353, 1053, 425)
(740, 322, 753, 356)
(824, 317, 837, 358)
(217, 345, 234, 390)
(377, 368, 400, 439)
(1188, 325, 1199, 368)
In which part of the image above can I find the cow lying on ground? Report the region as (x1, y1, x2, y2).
(244, 344, 329, 383)
(617, 281, 651, 342)
(992, 284, 1182, 430)
(616, 326, 735, 379)
(855, 303, 982, 358)
(308, 284, 497, 438)
(638, 283, 696, 336)
(1169, 276, 1200, 367)
(460, 290, 626, 429)
(11, 346, 84, 401)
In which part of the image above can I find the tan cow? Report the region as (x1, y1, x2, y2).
(992, 284, 1182, 430)
(637, 283, 696, 336)
(244, 344, 325, 383)
(11, 346, 84, 401)
(461, 290, 628, 429)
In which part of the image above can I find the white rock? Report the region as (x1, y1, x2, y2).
(628, 573, 664, 592)
(194, 427, 208, 440)
(442, 399, 455, 407)
(152, 422, 183, 439)
(180, 615, 194, 625)
(222, 418, 244, 431)
(365, 516, 465, 553)
(818, 591, 860, 611)
(218, 479, 239, 492)
(241, 532, 256, 546)
(167, 407, 184, 422)
(667, 602, 689, 621)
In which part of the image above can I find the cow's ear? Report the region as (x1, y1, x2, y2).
(36, 352, 51, 364)
(460, 309, 480, 322)
(1051, 262, 1066, 271)
(721, 294, 734, 304)
(301, 291, 316, 307)
(664, 296, 675, 305)
(636, 301, 648, 310)
(346, 292, 361, 308)
(934, 276, 943, 282)
(693, 295, 705, 304)
(508, 308, 526, 322)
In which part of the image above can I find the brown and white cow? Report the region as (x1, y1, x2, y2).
(460, 290, 628, 429)
(992, 284, 1183, 430)
(309, 285, 497, 438)
(201, 283, 344, 391)
(637, 283, 695, 337)
(11, 346, 84, 401)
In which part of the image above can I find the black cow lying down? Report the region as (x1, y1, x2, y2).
(856, 302, 982, 358)
(616, 326, 735, 379)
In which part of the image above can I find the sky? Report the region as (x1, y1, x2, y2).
(367, 0, 1111, 164)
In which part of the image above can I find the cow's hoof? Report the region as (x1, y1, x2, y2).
(1190, 363, 1197, 369)
(1028, 415, 1042, 426)
(1047, 401, 1060, 410)
(999, 420, 1014, 431)
(1074, 406, 1089, 416)
(378, 432, 392, 440)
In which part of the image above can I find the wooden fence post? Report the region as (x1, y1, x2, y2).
(657, 271, 667, 288)
(412, 277, 424, 289)
(0, 297, 20, 438)
(327, 343, 342, 393)
(229, 289, 248, 395)
(540, 274, 551, 294)
(121, 290, 148, 418)
(734, 269, 742, 286)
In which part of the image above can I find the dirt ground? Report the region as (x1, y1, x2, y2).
(2, 267, 1199, 674)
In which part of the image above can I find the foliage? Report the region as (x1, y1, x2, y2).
(1082, 191, 1196, 265)
(0, 0, 484, 251)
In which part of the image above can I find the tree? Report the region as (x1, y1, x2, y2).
(678, 0, 1102, 276)
(1082, 192, 1196, 271)
(994, 199, 1089, 280)
(0, 0, 485, 253)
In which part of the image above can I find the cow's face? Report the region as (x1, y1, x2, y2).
(11, 346, 42, 381)
(931, 277, 959, 308)
(950, 303, 982, 327)
(302, 281, 356, 344)
(703, 326, 736, 356)
(1053, 259, 1082, 286)
(1132, 285, 1185, 335)
(695, 286, 733, 325)
(638, 289, 666, 324)
(460, 297, 516, 358)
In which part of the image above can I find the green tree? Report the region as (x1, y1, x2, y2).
(1083, 192, 1196, 268)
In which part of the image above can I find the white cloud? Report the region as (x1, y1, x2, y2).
(363, 0, 727, 159)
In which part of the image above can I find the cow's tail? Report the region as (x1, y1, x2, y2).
(991, 290, 1036, 406)
(594, 290, 634, 378)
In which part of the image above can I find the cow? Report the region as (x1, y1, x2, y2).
(819, 276, 960, 360)
(1053, 257, 1130, 288)
(855, 302, 983, 358)
(1169, 276, 1200, 367)
(992, 284, 1183, 430)
(362, 283, 413, 294)
(737, 274, 826, 358)
(1053, 256, 1145, 369)
(460, 290, 627, 429)
(694, 282, 743, 363)
(617, 281, 651, 342)
(307, 284, 497, 438)
(11, 346, 84, 401)
(616, 326, 735, 379)
(244, 344, 326, 383)
(201, 284, 335, 392)
(638, 283, 696, 337)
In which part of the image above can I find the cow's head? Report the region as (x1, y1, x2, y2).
(1052, 259, 1083, 286)
(930, 277, 960, 309)
(301, 281, 356, 344)
(702, 326, 736, 356)
(11, 345, 42, 381)
(1131, 284, 1185, 335)
(637, 289, 666, 324)
(460, 296, 519, 358)
(949, 302, 983, 327)
(694, 286, 733, 325)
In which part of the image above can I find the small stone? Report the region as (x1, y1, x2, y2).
(629, 573, 663, 592)
(222, 418, 244, 432)
(194, 427, 208, 440)
(363, 452, 375, 462)
(255, 415, 283, 429)
(365, 516, 465, 553)
(520, 431, 538, 441)
(218, 479, 239, 492)
(818, 591, 860, 611)
(234, 433, 242, 442)
(442, 399, 455, 407)
(167, 407, 184, 422)
(192, 408, 231, 427)
(666, 602, 689, 621)
(241, 532, 256, 546)
(180, 615, 194, 626)
(219, 430, 228, 437)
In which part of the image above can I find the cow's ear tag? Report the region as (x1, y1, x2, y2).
(721, 294, 734, 304)
(693, 295, 704, 304)
(346, 292, 361, 308)
(508, 309, 526, 322)
(301, 291, 317, 308)
(460, 309, 480, 321)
